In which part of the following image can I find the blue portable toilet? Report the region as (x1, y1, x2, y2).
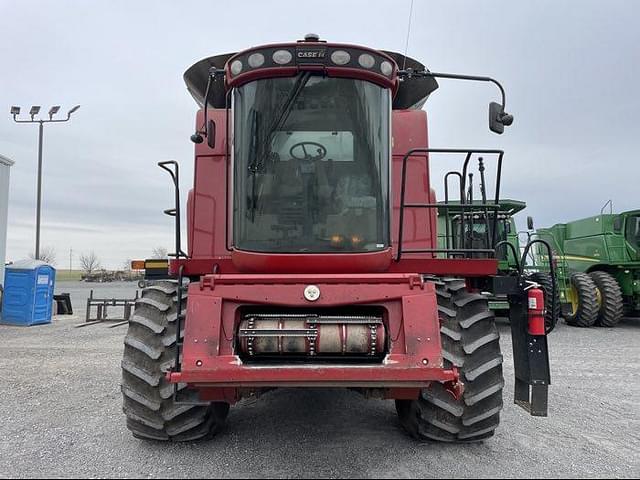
(1, 259, 56, 326)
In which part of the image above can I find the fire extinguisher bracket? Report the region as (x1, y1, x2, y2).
(507, 284, 551, 417)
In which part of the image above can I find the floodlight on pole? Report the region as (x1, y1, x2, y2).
(67, 105, 81, 117)
(48, 105, 60, 119)
(10, 103, 80, 260)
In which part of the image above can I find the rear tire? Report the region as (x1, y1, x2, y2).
(565, 273, 598, 327)
(526, 272, 561, 333)
(396, 278, 504, 442)
(121, 280, 229, 441)
(589, 271, 624, 327)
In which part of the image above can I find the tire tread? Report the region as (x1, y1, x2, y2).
(121, 280, 228, 441)
(396, 278, 503, 442)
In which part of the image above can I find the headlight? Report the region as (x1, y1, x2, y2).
(273, 50, 293, 65)
(230, 60, 243, 76)
(330, 234, 346, 249)
(248, 53, 265, 68)
(350, 235, 365, 248)
(358, 54, 375, 69)
(380, 60, 393, 76)
(330, 50, 351, 65)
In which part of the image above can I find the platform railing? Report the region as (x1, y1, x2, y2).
(396, 148, 505, 261)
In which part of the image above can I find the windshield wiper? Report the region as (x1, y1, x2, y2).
(247, 72, 312, 221)
(251, 72, 312, 171)
(247, 109, 259, 221)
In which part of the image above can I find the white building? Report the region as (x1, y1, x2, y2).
(0, 154, 14, 287)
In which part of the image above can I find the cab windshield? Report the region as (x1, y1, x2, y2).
(447, 215, 513, 260)
(233, 74, 390, 253)
(626, 215, 640, 250)
(449, 216, 509, 245)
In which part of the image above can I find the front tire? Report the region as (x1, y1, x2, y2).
(565, 273, 598, 327)
(121, 280, 229, 441)
(396, 279, 504, 442)
(589, 271, 624, 327)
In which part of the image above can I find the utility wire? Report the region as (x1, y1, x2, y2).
(402, 0, 415, 70)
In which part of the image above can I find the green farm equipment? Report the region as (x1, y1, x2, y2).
(437, 199, 524, 266)
(437, 199, 560, 332)
(532, 207, 640, 327)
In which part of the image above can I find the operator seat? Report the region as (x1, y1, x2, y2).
(333, 173, 375, 212)
(268, 157, 334, 225)
(328, 167, 378, 247)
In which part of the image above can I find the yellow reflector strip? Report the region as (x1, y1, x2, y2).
(145, 260, 169, 269)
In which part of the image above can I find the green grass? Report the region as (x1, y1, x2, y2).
(55, 270, 84, 281)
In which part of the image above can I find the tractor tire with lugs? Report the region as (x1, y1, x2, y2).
(565, 273, 598, 327)
(121, 280, 229, 441)
(589, 271, 624, 327)
(395, 278, 504, 442)
(526, 271, 561, 333)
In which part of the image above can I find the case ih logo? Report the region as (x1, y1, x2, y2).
(296, 48, 326, 59)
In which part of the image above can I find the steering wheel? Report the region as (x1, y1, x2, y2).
(289, 141, 327, 161)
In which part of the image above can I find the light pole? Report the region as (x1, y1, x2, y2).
(11, 104, 80, 260)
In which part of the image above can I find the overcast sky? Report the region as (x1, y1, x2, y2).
(1, 0, 638, 269)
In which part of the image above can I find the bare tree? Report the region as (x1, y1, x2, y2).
(151, 246, 168, 259)
(79, 251, 101, 274)
(122, 259, 132, 272)
(29, 246, 56, 265)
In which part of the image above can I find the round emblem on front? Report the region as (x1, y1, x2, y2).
(304, 285, 321, 302)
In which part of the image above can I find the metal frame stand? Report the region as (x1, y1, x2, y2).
(76, 290, 139, 328)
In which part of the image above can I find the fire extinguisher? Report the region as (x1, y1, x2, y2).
(527, 286, 546, 336)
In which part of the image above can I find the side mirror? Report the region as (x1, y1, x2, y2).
(613, 216, 623, 232)
(207, 119, 216, 149)
(527, 216, 534, 231)
(489, 102, 514, 134)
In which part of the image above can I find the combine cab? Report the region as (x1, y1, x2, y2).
(121, 35, 551, 442)
(436, 199, 525, 268)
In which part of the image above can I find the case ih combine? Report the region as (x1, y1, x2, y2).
(121, 34, 553, 442)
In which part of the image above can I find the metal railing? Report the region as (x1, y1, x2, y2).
(396, 148, 505, 261)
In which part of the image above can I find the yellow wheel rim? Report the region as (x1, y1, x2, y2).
(595, 287, 602, 308)
(569, 285, 579, 315)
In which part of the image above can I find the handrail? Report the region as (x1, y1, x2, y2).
(158, 161, 188, 260)
(396, 148, 504, 262)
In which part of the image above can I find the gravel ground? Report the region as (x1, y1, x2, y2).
(0, 282, 638, 478)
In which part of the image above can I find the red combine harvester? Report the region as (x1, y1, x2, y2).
(122, 34, 552, 442)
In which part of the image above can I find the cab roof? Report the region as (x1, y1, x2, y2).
(183, 50, 438, 110)
(436, 199, 527, 216)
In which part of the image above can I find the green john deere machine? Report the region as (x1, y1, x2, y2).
(436, 198, 524, 273)
(532, 208, 640, 327)
(437, 199, 560, 332)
